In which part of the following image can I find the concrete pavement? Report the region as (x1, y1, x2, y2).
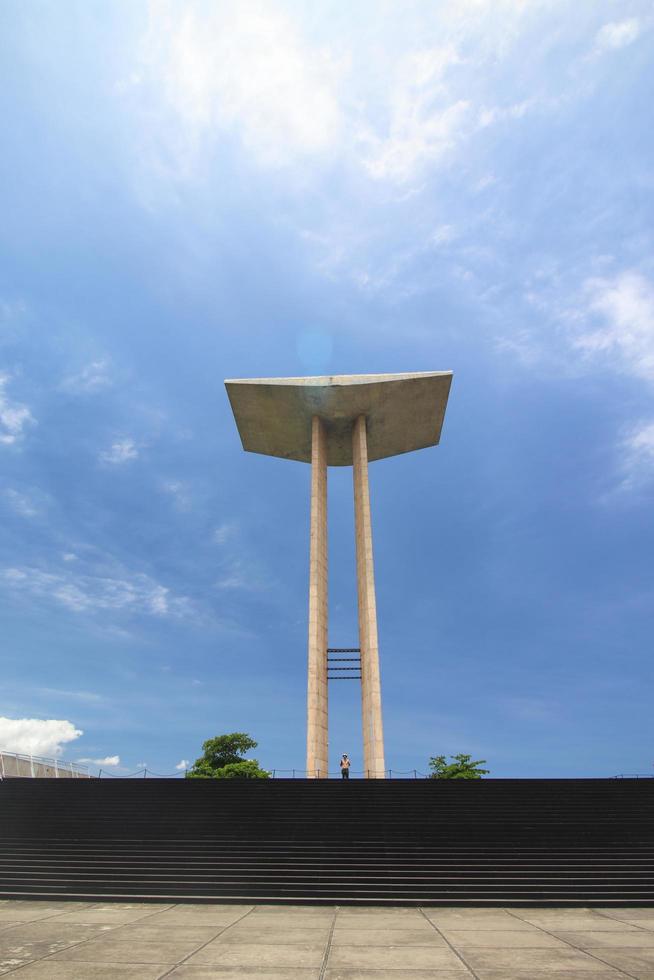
(1, 900, 654, 978)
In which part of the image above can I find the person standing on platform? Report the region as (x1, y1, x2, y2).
(340, 754, 351, 779)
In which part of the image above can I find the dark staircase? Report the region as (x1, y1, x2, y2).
(1, 777, 653, 905)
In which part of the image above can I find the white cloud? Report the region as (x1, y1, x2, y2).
(62, 552, 78, 562)
(136, 1, 343, 171)
(37, 688, 103, 702)
(125, 0, 587, 199)
(474, 174, 497, 192)
(0, 300, 28, 322)
(1, 565, 188, 619)
(478, 99, 533, 128)
(430, 224, 456, 246)
(99, 439, 139, 464)
(216, 557, 270, 591)
(61, 359, 112, 394)
(213, 522, 238, 545)
(523, 270, 654, 495)
(175, 759, 190, 770)
(148, 585, 170, 615)
(0, 374, 34, 446)
(618, 421, 654, 490)
(593, 18, 641, 54)
(161, 480, 192, 511)
(136, 761, 147, 769)
(78, 755, 120, 766)
(574, 272, 654, 382)
(360, 47, 470, 183)
(4, 488, 38, 518)
(0, 717, 82, 757)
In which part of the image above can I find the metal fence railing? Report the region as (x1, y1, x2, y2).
(268, 769, 430, 779)
(97, 767, 430, 779)
(98, 768, 187, 778)
(6, 756, 645, 780)
(0, 750, 90, 779)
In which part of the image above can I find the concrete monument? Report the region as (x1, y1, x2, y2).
(225, 372, 452, 778)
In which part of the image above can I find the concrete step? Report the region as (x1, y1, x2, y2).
(1, 778, 653, 904)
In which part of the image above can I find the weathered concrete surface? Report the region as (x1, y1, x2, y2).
(352, 415, 386, 780)
(225, 371, 452, 466)
(306, 417, 328, 779)
(0, 900, 649, 978)
(0, 752, 90, 779)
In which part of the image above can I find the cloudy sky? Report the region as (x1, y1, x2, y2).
(1, 0, 653, 777)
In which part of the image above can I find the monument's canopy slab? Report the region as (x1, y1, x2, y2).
(225, 372, 452, 466)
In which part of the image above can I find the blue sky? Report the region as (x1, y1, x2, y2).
(1, 0, 653, 777)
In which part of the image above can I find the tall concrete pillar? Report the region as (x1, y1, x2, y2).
(352, 414, 386, 779)
(227, 372, 453, 781)
(306, 415, 329, 778)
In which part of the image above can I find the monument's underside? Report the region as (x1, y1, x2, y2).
(225, 371, 453, 466)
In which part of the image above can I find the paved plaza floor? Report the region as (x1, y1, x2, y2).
(2, 900, 654, 979)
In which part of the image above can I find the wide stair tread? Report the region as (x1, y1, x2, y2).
(1, 778, 653, 905)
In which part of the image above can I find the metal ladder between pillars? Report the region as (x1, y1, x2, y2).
(327, 648, 361, 681)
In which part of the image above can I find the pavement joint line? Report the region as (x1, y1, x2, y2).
(417, 905, 478, 979)
(0, 900, 179, 976)
(318, 904, 338, 980)
(0, 901, 99, 933)
(2, 903, 654, 976)
(0, 920, 25, 934)
(503, 905, 642, 980)
(155, 903, 257, 980)
(596, 907, 654, 933)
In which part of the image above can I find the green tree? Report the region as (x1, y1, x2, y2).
(428, 753, 489, 779)
(186, 733, 270, 779)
